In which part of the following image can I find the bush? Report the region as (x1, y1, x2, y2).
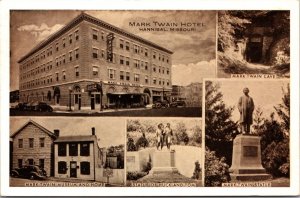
(205, 148, 230, 186)
(127, 171, 148, 180)
(127, 137, 137, 151)
(135, 134, 149, 150)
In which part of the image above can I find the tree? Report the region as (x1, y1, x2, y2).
(191, 125, 202, 146)
(174, 122, 189, 145)
(205, 81, 238, 163)
(127, 137, 137, 151)
(135, 132, 149, 150)
(252, 106, 265, 136)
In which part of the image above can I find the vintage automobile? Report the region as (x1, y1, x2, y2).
(33, 102, 53, 112)
(152, 100, 170, 109)
(11, 165, 47, 180)
(170, 100, 187, 108)
(14, 102, 30, 111)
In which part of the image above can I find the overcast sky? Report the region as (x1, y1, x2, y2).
(10, 117, 125, 148)
(10, 10, 216, 90)
(212, 80, 289, 122)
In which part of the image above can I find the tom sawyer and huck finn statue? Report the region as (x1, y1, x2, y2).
(229, 87, 271, 181)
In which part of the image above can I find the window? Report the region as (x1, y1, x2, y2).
(18, 159, 22, 168)
(153, 51, 156, 59)
(29, 138, 34, 148)
(75, 30, 79, 40)
(101, 32, 105, 40)
(120, 71, 124, 80)
(119, 55, 124, 65)
(63, 71, 66, 80)
(101, 50, 105, 58)
(167, 80, 170, 86)
(75, 48, 79, 59)
(28, 159, 34, 165)
(75, 67, 79, 77)
(145, 75, 148, 84)
(159, 67, 161, 73)
(134, 74, 140, 82)
(145, 62, 148, 70)
(126, 57, 130, 66)
(134, 59, 140, 69)
(92, 48, 98, 58)
(134, 45, 139, 53)
(93, 66, 99, 76)
(62, 38, 66, 48)
(167, 58, 169, 63)
(56, 58, 59, 66)
(56, 73, 59, 81)
(58, 143, 66, 156)
(108, 69, 116, 79)
(125, 42, 130, 51)
(159, 79, 161, 85)
(58, 161, 67, 174)
(119, 39, 124, 49)
(18, 139, 23, 148)
(80, 143, 90, 156)
(167, 68, 170, 75)
(126, 72, 130, 81)
(39, 138, 45, 147)
(69, 143, 78, 156)
(153, 65, 156, 72)
(80, 162, 90, 175)
(63, 55, 66, 64)
(39, 159, 45, 169)
(153, 78, 157, 84)
(69, 51, 73, 61)
(162, 67, 165, 74)
(92, 29, 98, 40)
(56, 43, 59, 51)
(69, 34, 72, 44)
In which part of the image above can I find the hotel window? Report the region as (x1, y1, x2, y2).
(75, 67, 79, 77)
(56, 43, 59, 51)
(28, 159, 34, 165)
(69, 143, 78, 156)
(120, 71, 124, 80)
(159, 67, 161, 73)
(62, 38, 66, 48)
(162, 55, 165, 62)
(58, 161, 67, 174)
(141, 61, 144, 69)
(134, 45, 138, 53)
(69, 51, 73, 61)
(119, 55, 124, 65)
(167, 57, 169, 63)
(126, 72, 130, 81)
(145, 75, 149, 84)
(92, 48, 98, 58)
(93, 66, 99, 76)
(153, 65, 156, 72)
(163, 80, 165, 85)
(75, 30, 79, 40)
(101, 50, 105, 58)
(69, 34, 72, 44)
(56, 58, 59, 66)
(18, 159, 22, 168)
(63, 71, 66, 80)
(153, 51, 156, 59)
(153, 78, 157, 84)
(134, 74, 140, 82)
(29, 138, 34, 148)
(56, 73, 59, 81)
(159, 79, 161, 85)
(39, 138, 45, 147)
(145, 62, 148, 70)
(18, 139, 23, 148)
(108, 69, 116, 79)
(75, 49, 79, 59)
(162, 67, 165, 74)
(58, 143, 66, 156)
(167, 68, 170, 75)
(80, 143, 90, 156)
(101, 32, 105, 40)
(135, 59, 140, 69)
(167, 80, 170, 86)
(125, 42, 130, 51)
(119, 39, 124, 49)
(159, 54, 161, 61)
(92, 29, 98, 40)
(63, 55, 66, 64)
(126, 57, 130, 66)
(39, 159, 45, 169)
(80, 162, 90, 175)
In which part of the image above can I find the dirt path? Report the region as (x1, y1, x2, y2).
(246, 63, 272, 70)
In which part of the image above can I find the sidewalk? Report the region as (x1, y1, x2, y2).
(54, 107, 150, 114)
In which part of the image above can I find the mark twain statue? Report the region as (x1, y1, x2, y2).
(238, 87, 255, 134)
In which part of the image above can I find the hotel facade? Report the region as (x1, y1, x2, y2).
(18, 12, 173, 111)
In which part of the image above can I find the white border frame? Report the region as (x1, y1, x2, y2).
(1, 0, 299, 196)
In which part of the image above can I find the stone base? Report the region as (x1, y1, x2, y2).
(229, 134, 271, 181)
(149, 150, 179, 175)
(149, 167, 179, 174)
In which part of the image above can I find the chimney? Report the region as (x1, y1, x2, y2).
(54, 129, 60, 137)
(92, 127, 95, 135)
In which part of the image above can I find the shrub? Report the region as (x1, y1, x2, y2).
(135, 134, 149, 150)
(205, 148, 230, 186)
(127, 137, 137, 151)
(127, 171, 148, 180)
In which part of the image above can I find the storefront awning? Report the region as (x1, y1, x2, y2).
(107, 92, 145, 95)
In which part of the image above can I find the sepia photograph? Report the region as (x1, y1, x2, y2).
(10, 10, 216, 117)
(217, 11, 290, 78)
(9, 117, 125, 187)
(204, 79, 290, 187)
(126, 118, 202, 187)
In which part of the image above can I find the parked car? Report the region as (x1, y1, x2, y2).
(170, 100, 186, 108)
(15, 102, 30, 111)
(152, 100, 170, 109)
(11, 165, 47, 180)
(33, 102, 53, 112)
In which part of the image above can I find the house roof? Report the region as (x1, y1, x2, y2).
(18, 12, 173, 63)
(54, 135, 97, 143)
(11, 120, 57, 139)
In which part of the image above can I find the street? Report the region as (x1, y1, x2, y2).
(10, 107, 201, 117)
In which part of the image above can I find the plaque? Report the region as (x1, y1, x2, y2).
(243, 146, 258, 157)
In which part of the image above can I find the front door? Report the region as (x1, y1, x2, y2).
(74, 94, 81, 110)
(70, 161, 77, 178)
(91, 95, 95, 110)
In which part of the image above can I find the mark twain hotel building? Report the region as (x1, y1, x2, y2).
(18, 13, 173, 111)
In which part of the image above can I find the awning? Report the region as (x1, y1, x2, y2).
(107, 92, 145, 95)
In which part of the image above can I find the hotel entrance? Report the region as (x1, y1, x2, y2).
(90, 93, 101, 110)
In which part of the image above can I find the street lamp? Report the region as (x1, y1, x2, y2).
(100, 81, 103, 111)
(68, 86, 72, 111)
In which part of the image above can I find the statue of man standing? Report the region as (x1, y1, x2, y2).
(238, 87, 255, 134)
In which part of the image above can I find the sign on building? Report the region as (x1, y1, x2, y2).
(107, 33, 114, 62)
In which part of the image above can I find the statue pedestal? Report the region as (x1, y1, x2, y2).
(149, 150, 179, 174)
(229, 135, 271, 181)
